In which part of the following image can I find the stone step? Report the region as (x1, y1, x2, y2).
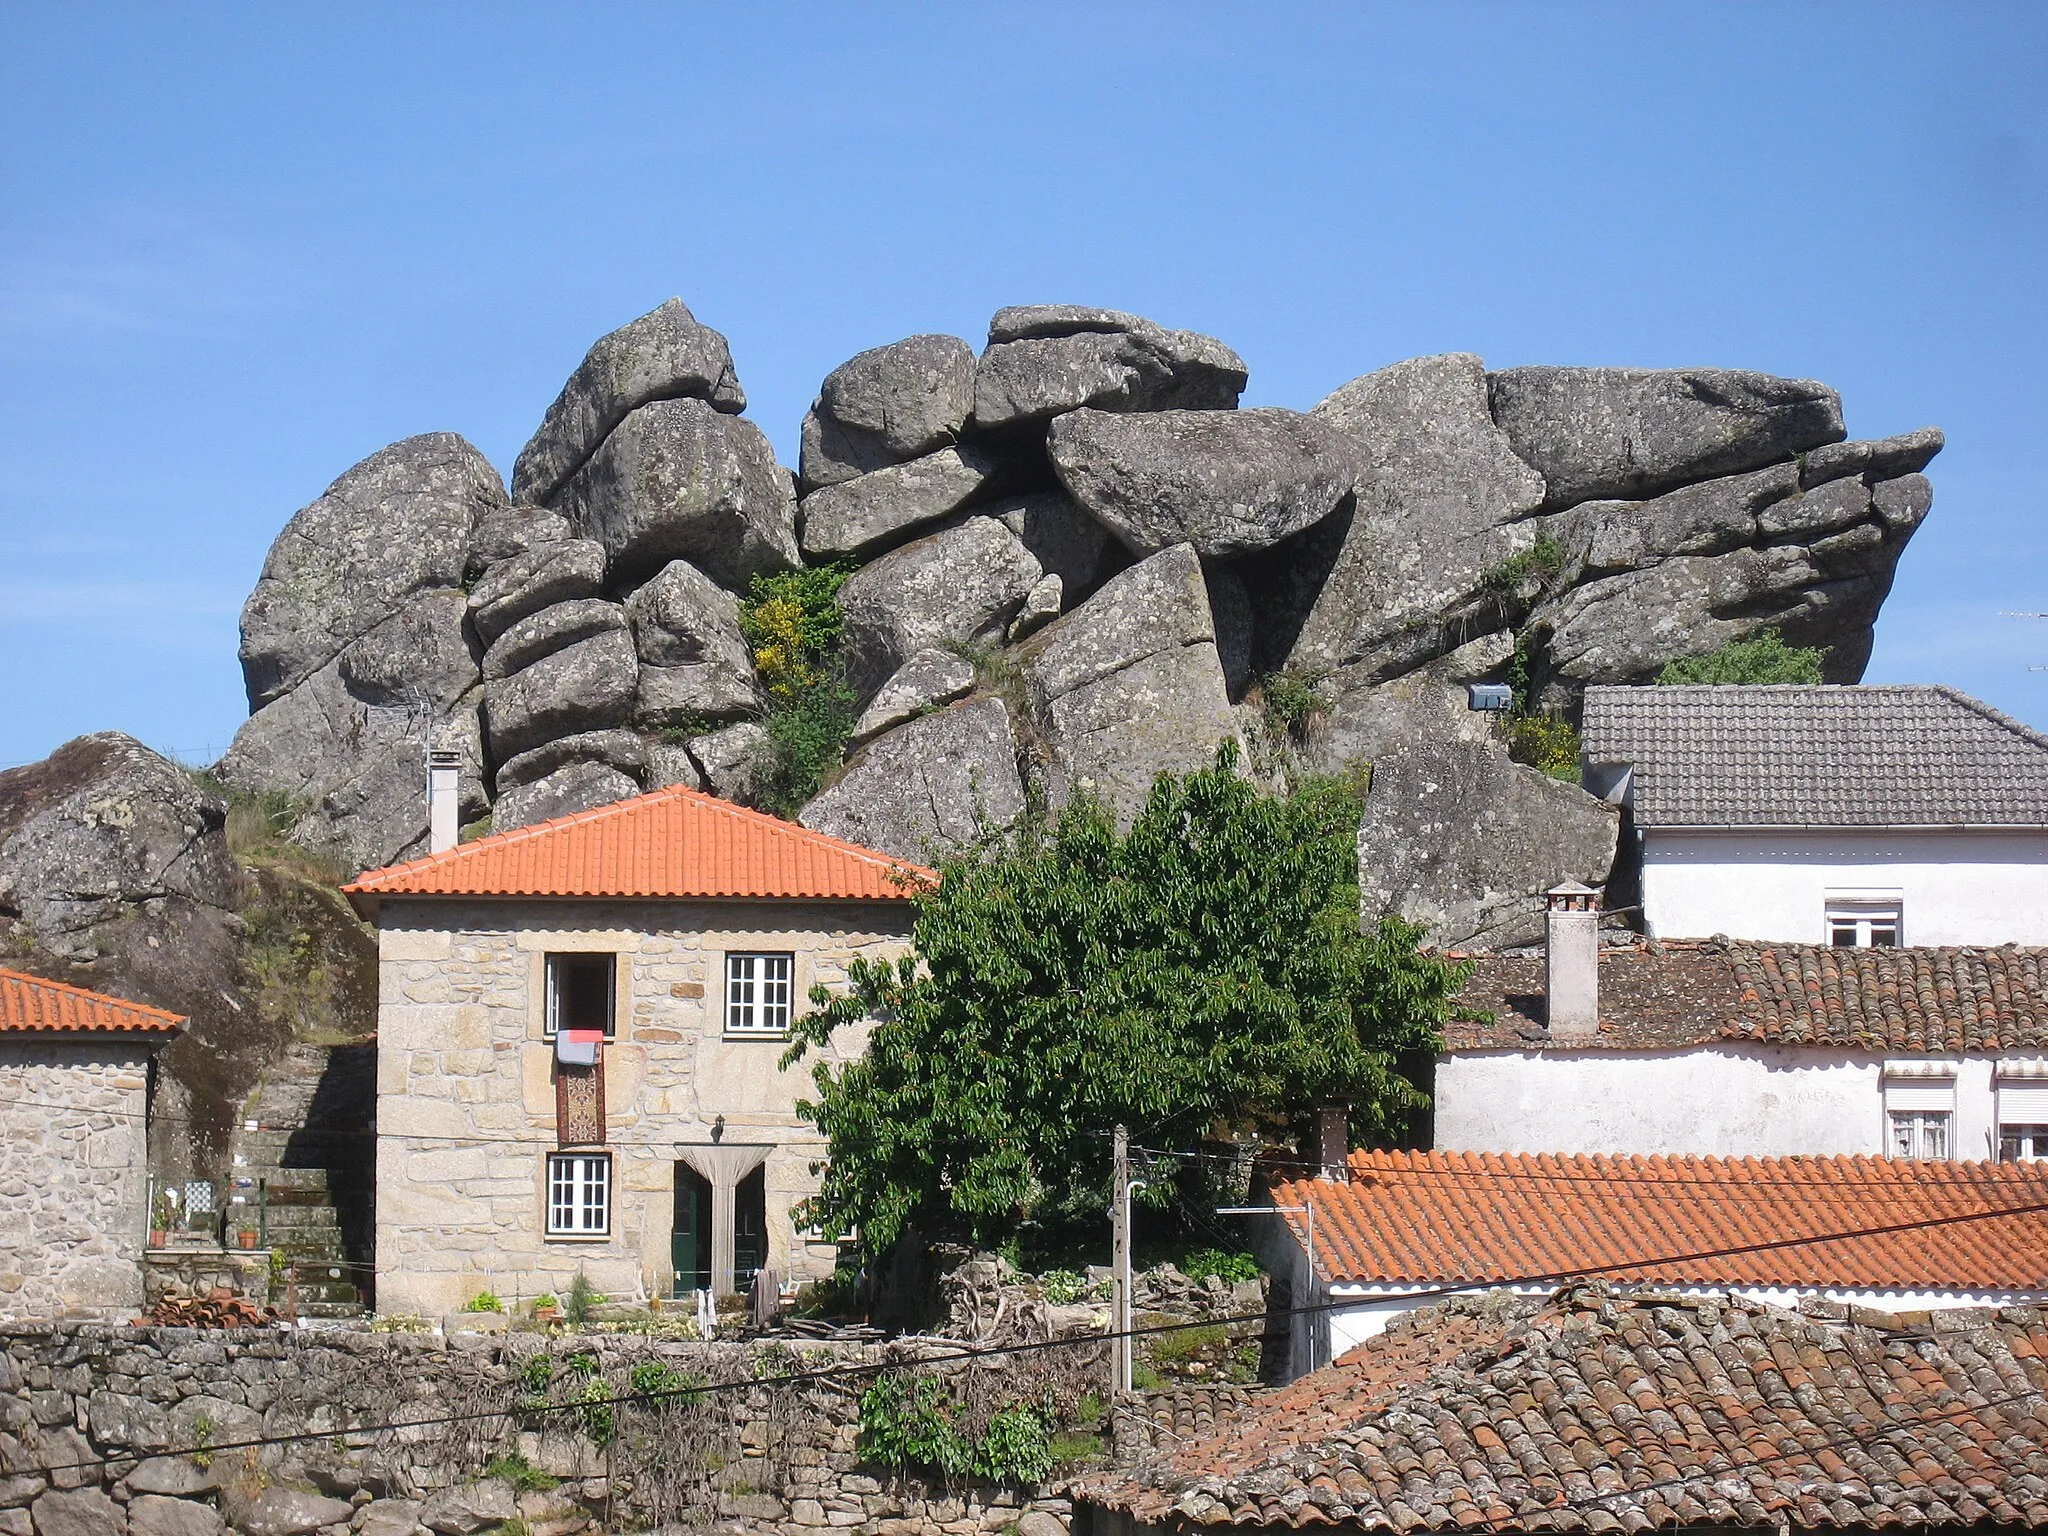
(249, 1167, 334, 1193)
(262, 1201, 343, 1226)
(292, 1301, 368, 1320)
(280, 1281, 363, 1306)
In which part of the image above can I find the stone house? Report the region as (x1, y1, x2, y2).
(0, 966, 183, 1318)
(1582, 684, 2048, 946)
(343, 783, 924, 1319)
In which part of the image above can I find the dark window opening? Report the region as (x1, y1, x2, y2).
(546, 953, 615, 1038)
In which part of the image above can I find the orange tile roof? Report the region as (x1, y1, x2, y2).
(1076, 1288, 2048, 1530)
(0, 967, 185, 1036)
(1272, 1148, 2048, 1294)
(343, 783, 934, 909)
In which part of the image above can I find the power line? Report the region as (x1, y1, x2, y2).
(26, 1192, 2048, 1478)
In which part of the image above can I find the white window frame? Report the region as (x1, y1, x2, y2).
(2000, 1125, 2048, 1162)
(726, 952, 795, 1038)
(1826, 896, 1902, 948)
(1997, 1067, 2048, 1161)
(1889, 1109, 1951, 1160)
(544, 953, 616, 1040)
(546, 1152, 611, 1237)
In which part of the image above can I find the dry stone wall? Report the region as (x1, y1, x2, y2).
(0, 1322, 1085, 1536)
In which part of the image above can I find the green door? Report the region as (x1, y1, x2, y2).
(671, 1165, 712, 1294)
(734, 1166, 767, 1288)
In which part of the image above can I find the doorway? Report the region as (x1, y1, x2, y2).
(734, 1166, 767, 1289)
(671, 1164, 712, 1294)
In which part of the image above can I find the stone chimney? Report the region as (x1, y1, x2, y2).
(1316, 1103, 1350, 1182)
(427, 750, 461, 855)
(1545, 881, 1600, 1039)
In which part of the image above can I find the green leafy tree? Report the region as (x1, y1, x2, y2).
(783, 749, 1470, 1254)
(1657, 629, 1825, 685)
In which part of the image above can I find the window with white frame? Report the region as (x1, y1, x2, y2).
(1890, 1110, 1951, 1159)
(545, 953, 615, 1039)
(726, 952, 794, 1036)
(1998, 1070, 2048, 1162)
(546, 1152, 611, 1236)
(2001, 1125, 2048, 1162)
(1828, 899, 1901, 948)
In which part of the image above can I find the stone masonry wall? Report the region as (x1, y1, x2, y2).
(0, 1321, 1087, 1536)
(0, 1043, 152, 1321)
(375, 897, 914, 1318)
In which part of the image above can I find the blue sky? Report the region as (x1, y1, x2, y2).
(2, 4, 2044, 769)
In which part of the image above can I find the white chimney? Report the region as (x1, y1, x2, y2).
(1316, 1103, 1350, 1182)
(427, 751, 461, 855)
(1545, 881, 1600, 1039)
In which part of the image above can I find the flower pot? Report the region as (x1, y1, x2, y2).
(236, 1231, 259, 1250)
(147, 1231, 167, 1250)
(533, 1305, 561, 1323)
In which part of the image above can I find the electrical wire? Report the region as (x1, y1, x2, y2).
(22, 1192, 2048, 1478)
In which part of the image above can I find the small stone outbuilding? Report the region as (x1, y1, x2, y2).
(0, 966, 183, 1318)
(344, 784, 924, 1318)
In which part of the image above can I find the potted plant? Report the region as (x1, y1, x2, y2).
(532, 1292, 561, 1323)
(148, 1193, 172, 1250)
(236, 1226, 260, 1251)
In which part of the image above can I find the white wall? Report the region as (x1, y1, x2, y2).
(1435, 1047, 2010, 1160)
(1639, 827, 2048, 945)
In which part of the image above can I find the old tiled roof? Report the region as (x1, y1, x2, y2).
(1072, 1287, 2048, 1531)
(1580, 684, 2048, 827)
(0, 967, 184, 1035)
(1270, 1149, 2048, 1291)
(343, 784, 933, 911)
(1449, 942, 2048, 1052)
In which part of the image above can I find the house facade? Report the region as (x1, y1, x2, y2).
(0, 967, 182, 1318)
(1581, 684, 2048, 946)
(344, 785, 922, 1320)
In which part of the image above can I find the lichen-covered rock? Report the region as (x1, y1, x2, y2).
(1048, 407, 1357, 557)
(28, 1487, 125, 1536)
(798, 446, 1003, 561)
(989, 489, 1115, 602)
(849, 649, 978, 746)
(645, 742, 705, 790)
(623, 559, 761, 728)
(229, 1485, 355, 1536)
(1009, 572, 1063, 643)
(1488, 365, 1845, 510)
(419, 1480, 519, 1535)
(481, 597, 627, 682)
(512, 298, 745, 506)
(837, 517, 1041, 697)
(239, 433, 504, 708)
(801, 698, 1024, 859)
(799, 334, 976, 490)
(554, 397, 799, 587)
(493, 729, 648, 794)
(466, 538, 606, 648)
(687, 721, 773, 806)
(1261, 353, 1546, 678)
(482, 627, 639, 761)
(221, 590, 487, 870)
(464, 505, 572, 578)
(1023, 545, 1238, 827)
(1798, 425, 1942, 488)
(126, 1492, 222, 1536)
(1357, 736, 1618, 950)
(972, 308, 1247, 430)
(490, 760, 641, 833)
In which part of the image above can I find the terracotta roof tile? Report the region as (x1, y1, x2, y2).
(343, 783, 933, 908)
(1272, 1150, 2048, 1293)
(1449, 943, 2048, 1053)
(1073, 1289, 2048, 1530)
(0, 967, 184, 1035)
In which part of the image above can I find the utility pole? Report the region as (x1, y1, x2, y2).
(1111, 1124, 1130, 1396)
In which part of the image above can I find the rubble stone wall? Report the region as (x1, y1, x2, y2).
(0, 1044, 152, 1321)
(0, 1322, 1085, 1536)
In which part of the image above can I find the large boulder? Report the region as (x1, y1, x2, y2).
(798, 446, 1002, 562)
(494, 729, 648, 795)
(512, 298, 745, 506)
(493, 760, 641, 833)
(464, 505, 573, 578)
(1797, 425, 1943, 489)
(482, 626, 639, 761)
(1022, 545, 1239, 827)
(973, 307, 1247, 430)
(988, 489, 1116, 601)
(466, 538, 607, 648)
(623, 559, 762, 728)
(686, 721, 774, 806)
(801, 698, 1025, 860)
(239, 433, 504, 709)
(1047, 407, 1358, 558)
(1357, 737, 1618, 951)
(481, 597, 627, 682)
(1257, 353, 1546, 678)
(221, 589, 487, 871)
(799, 334, 976, 490)
(837, 517, 1041, 697)
(1488, 365, 1845, 510)
(553, 397, 799, 587)
(850, 649, 978, 746)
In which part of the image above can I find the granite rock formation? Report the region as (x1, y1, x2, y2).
(214, 299, 1940, 948)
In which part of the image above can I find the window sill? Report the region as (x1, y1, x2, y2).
(543, 1232, 614, 1243)
(723, 1031, 792, 1043)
